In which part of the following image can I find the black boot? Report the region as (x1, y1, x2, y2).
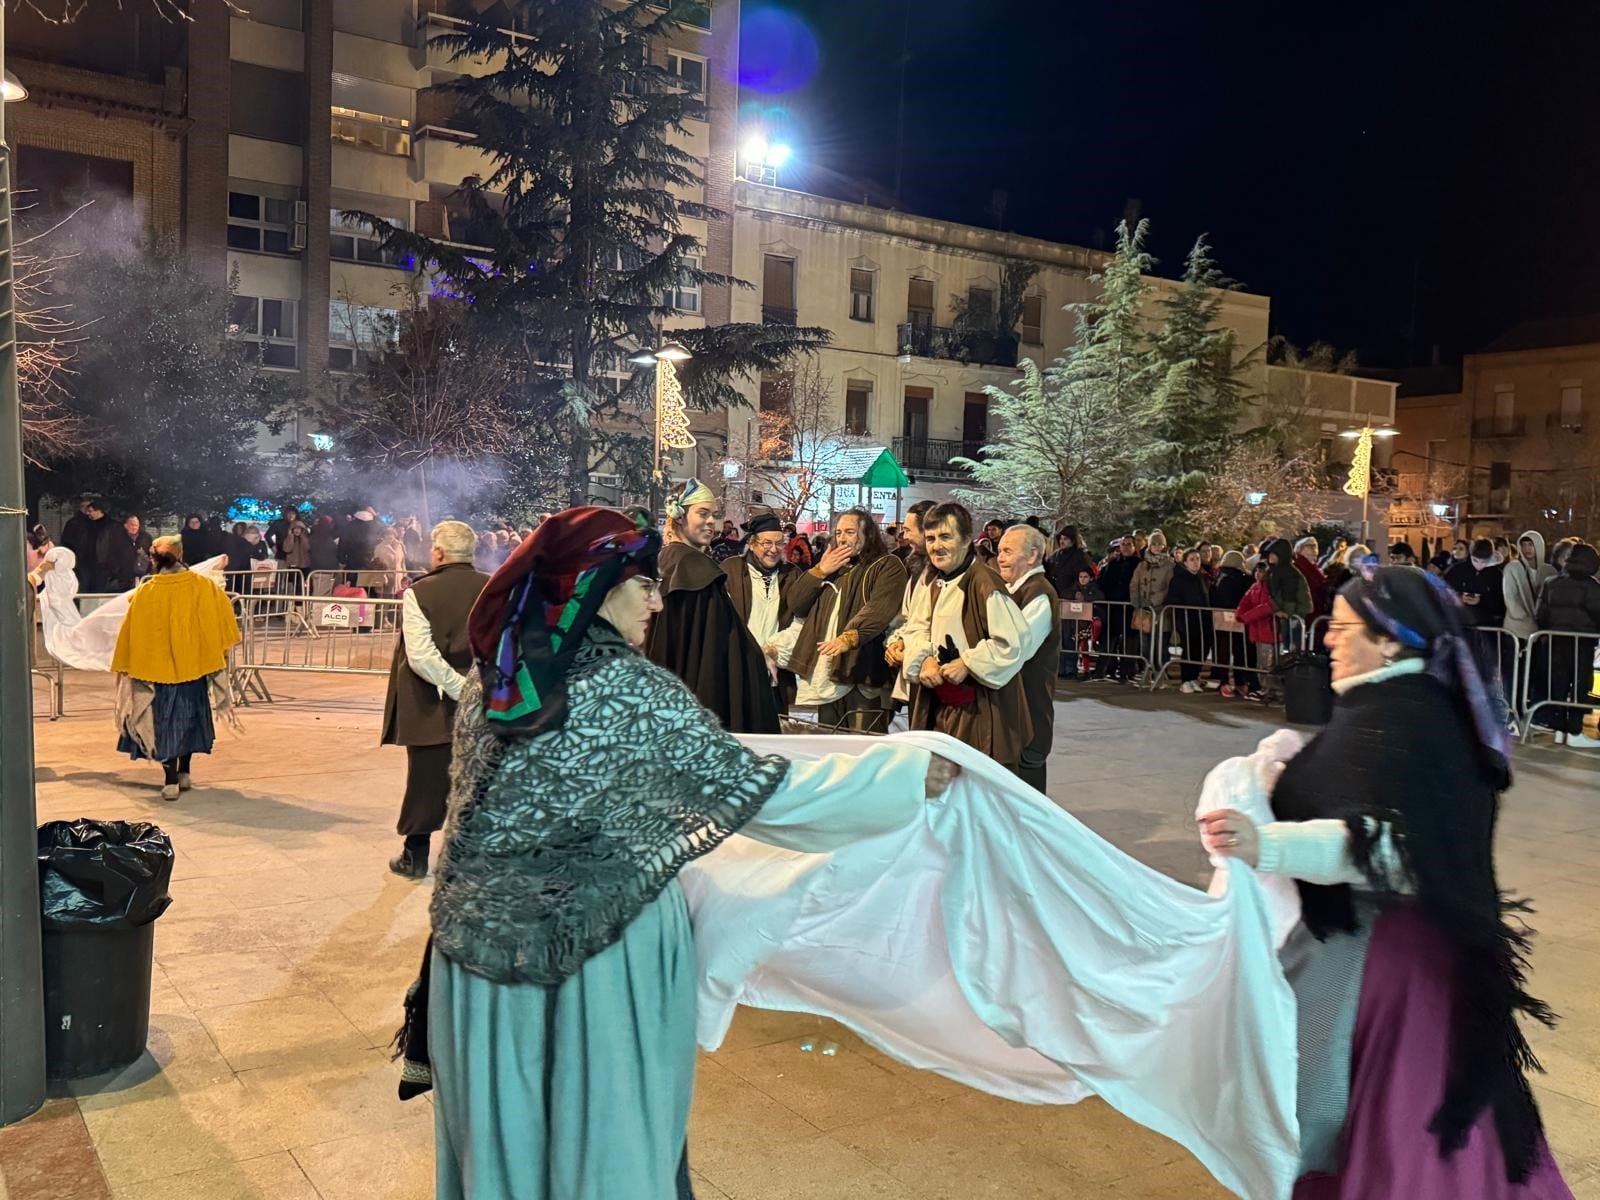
(389, 841, 429, 879)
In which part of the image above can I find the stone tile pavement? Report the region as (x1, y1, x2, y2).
(5, 668, 1600, 1199)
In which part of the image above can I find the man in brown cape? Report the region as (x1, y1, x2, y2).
(997, 523, 1060, 791)
(721, 511, 824, 714)
(645, 479, 781, 733)
(776, 507, 907, 732)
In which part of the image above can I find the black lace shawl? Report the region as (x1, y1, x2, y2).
(1270, 671, 1554, 1182)
(430, 622, 791, 986)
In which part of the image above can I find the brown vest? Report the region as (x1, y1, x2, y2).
(382, 562, 490, 747)
(908, 560, 1030, 767)
(1010, 570, 1059, 762)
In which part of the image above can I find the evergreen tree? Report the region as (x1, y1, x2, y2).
(29, 243, 292, 515)
(1133, 235, 1257, 534)
(353, 0, 828, 505)
(954, 223, 1151, 538)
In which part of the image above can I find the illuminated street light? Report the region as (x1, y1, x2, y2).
(741, 133, 794, 186)
(1245, 490, 1268, 507)
(1430, 502, 1452, 519)
(631, 343, 696, 518)
(2, 70, 26, 104)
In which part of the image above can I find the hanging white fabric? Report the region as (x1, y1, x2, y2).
(686, 730, 1299, 1200)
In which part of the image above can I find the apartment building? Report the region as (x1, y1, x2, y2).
(1393, 317, 1600, 541)
(10, 0, 736, 444)
(722, 182, 1397, 524)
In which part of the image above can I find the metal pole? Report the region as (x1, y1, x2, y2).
(648, 363, 663, 521)
(0, 0, 47, 1123)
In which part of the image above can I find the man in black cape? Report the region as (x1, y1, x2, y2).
(646, 479, 782, 733)
(722, 511, 824, 714)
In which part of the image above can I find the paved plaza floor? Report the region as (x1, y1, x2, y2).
(5, 667, 1600, 1199)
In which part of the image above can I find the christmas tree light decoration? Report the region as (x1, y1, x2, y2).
(655, 358, 696, 453)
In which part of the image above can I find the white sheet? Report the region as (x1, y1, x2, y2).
(37, 548, 230, 672)
(685, 730, 1298, 1200)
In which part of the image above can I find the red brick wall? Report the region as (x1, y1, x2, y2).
(183, 4, 230, 282)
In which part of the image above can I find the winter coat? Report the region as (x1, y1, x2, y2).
(1536, 545, 1600, 635)
(1260, 539, 1313, 620)
(1235, 580, 1279, 645)
(280, 524, 312, 572)
(309, 523, 340, 571)
(98, 525, 151, 593)
(1098, 554, 1139, 604)
(1210, 566, 1252, 612)
(1129, 551, 1176, 611)
(1164, 566, 1210, 610)
(1503, 530, 1555, 639)
(1046, 546, 1094, 596)
(1444, 559, 1507, 628)
(1292, 556, 1329, 615)
(339, 513, 380, 571)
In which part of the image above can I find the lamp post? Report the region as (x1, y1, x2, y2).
(0, 19, 43, 1127)
(740, 135, 793, 187)
(628, 342, 693, 520)
(1338, 421, 1399, 544)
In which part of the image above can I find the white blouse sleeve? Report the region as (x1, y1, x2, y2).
(742, 742, 932, 853)
(900, 581, 936, 681)
(1017, 591, 1054, 659)
(962, 590, 1029, 688)
(1255, 817, 1407, 889)
(402, 588, 468, 701)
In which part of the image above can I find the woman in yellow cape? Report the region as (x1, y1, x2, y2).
(111, 535, 241, 800)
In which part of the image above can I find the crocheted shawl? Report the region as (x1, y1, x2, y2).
(429, 621, 791, 986)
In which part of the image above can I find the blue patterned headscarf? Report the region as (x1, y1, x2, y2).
(1340, 564, 1512, 778)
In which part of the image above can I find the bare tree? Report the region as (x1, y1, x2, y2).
(1183, 439, 1334, 547)
(727, 359, 855, 522)
(318, 284, 530, 522)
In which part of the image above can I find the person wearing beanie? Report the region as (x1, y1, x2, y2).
(1389, 542, 1418, 566)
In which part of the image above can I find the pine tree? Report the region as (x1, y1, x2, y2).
(954, 223, 1151, 539)
(353, 0, 828, 506)
(1133, 235, 1257, 535)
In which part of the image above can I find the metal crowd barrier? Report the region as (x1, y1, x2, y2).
(304, 569, 409, 598)
(234, 592, 403, 680)
(1148, 608, 1307, 694)
(1519, 629, 1600, 741)
(1055, 598, 1157, 682)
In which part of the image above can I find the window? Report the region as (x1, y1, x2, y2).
(1021, 294, 1043, 344)
(666, 51, 706, 97)
(844, 382, 871, 435)
(662, 255, 702, 314)
(902, 388, 931, 442)
(230, 63, 308, 145)
(1489, 460, 1512, 490)
(330, 209, 405, 266)
(966, 286, 994, 324)
(849, 269, 875, 322)
(227, 191, 299, 255)
(907, 277, 934, 328)
(228, 296, 298, 368)
(1560, 382, 1584, 430)
(331, 106, 411, 155)
(1493, 384, 1515, 421)
(328, 303, 398, 372)
(762, 255, 796, 323)
(759, 371, 793, 456)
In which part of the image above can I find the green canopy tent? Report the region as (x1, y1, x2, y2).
(825, 446, 912, 522)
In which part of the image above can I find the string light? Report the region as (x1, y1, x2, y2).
(655, 359, 696, 453)
(1343, 427, 1372, 499)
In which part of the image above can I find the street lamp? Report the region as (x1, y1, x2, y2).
(1244, 490, 1268, 507)
(741, 134, 793, 186)
(0, 39, 42, 1127)
(1339, 422, 1399, 543)
(628, 342, 694, 519)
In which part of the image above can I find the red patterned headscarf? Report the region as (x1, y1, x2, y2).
(467, 506, 659, 736)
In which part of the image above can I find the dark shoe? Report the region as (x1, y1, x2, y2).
(389, 848, 429, 879)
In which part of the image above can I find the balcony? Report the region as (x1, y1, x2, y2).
(1471, 416, 1527, 439)
(1547, 412, 1586, 434)
(332, 110, 411, 156)
(897, 322, 1018, 368)
(762, 304, 797, 326)
(892, 437, 986, 477)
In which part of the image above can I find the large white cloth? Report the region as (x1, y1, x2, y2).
(684, 730, 1299, 1200)
(37, 547, 229, 672)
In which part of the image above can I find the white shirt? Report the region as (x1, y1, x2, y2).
(402, 587, 469, 701)
(773, 581, 850, 705)
(1005, 564, 1055, 661)
(746, 561, 783, 650)
(899, 565, 1028, 688)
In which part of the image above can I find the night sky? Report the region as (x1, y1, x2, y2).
(736, 0, 1600, 367)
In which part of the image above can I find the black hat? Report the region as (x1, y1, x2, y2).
(742, 513, 783, 537)
(1389, 542, 1415, 559)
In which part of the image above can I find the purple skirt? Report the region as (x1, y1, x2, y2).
(1295, 906, 1573, 1199)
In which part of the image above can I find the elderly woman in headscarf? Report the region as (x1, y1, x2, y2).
(110, 535, 240, 801)
(1200, 566, 1570, 1197)
(403, 507, 957, 1200)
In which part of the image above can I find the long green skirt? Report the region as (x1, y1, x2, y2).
(431, 882, 698, 1200)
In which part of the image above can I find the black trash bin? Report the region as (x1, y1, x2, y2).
(37, 820, 174, 1080)
(1279, 652, 1335, 726)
